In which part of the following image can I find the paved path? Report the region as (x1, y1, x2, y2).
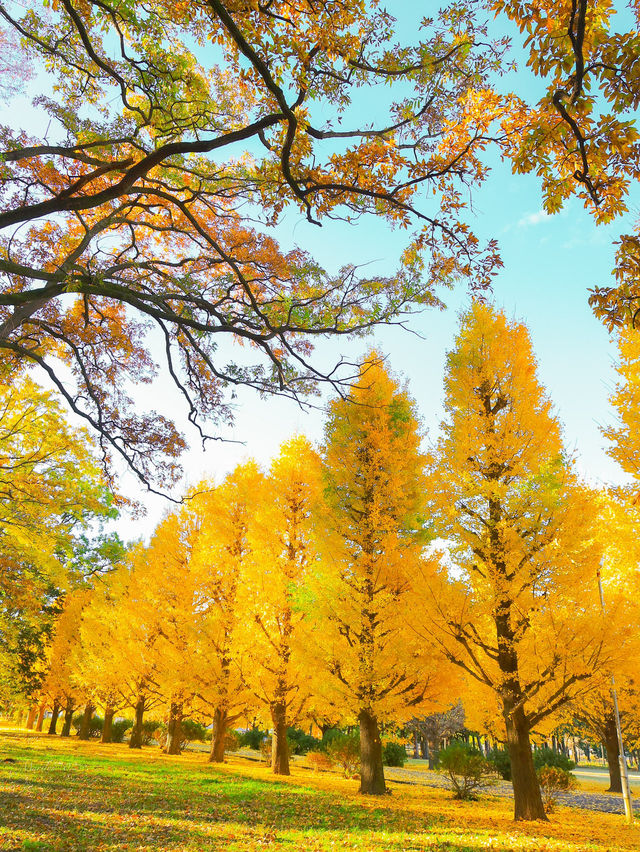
(384, 765, 640, 816)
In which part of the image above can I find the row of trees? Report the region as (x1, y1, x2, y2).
(20, 304, 639, 821)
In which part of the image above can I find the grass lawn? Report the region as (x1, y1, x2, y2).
(0, 730, 638, 852)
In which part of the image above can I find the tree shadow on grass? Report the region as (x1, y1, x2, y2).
(0, 743, 442, 850)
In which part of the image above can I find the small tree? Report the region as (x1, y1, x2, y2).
(439, 741, 496, 800)
(537, 767, 577, 812)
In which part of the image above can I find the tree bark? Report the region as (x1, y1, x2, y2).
(78, 702, 94, 740)
(129, 697, 145, 749)
(504, 704, 546, 820)
(358, 708, 386, 795)
(209, 707, 228, 763)
(164, 702, 183, 755)
(102, 707, 115, 743)
(428, 738, 439, 770)
(271, 701, 290, 776)
(26, 705, 37, 729)
(47, 700, 60, 735)
(35, 704, 46, 732)
(603, 713, 622, 793)
(60, 698, 74, 737)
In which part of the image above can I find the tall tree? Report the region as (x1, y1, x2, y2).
(239, 437, 321, 775)
(0, 1, 507, 488)
(189, 464, 263, 763)
(0, 373, 118, 707)
(312, 356, 442, 795)
(426, 303, 610, 820)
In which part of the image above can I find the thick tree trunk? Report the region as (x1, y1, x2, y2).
(26, 705, 37, 729)
(78, 702, 94, 740)
(102, 707, 115, 743)
(413, 730, 420, 759)
(47, 700, 60, 735)
(209, 707, 228, 763)
(60, 698, 74, 737)
(35, 704, 46, 732)
(271, 701, 290, 776)
(129, 697, 145, 749)
(505, 704, 546, 820)
(358, 708, 386, 795)
(164, 702, 183, 755)
(603, 714, 622, 793)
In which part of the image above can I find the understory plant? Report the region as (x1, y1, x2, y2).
(439, 741, 496, 800)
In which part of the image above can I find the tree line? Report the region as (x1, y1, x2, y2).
(8, 303, 639, 822)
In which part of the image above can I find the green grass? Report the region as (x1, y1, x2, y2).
(0, 731, 638, 851)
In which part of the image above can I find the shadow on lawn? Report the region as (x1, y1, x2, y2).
(0, 740, 437, 850)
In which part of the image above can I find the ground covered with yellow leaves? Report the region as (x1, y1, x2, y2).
(0, 731, 637, 852)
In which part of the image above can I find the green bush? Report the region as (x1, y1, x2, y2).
(326, 732, 360, 778)
(141, 719, 164, 746)
(110, 719, 132, 743)
(72, 713, 103, 738)
(488, 747, 512, 781)
(438, 741, 496, 800)
(537, 765, 577, 812)
(238, 727, 267, 750)
(287, 727, 322, 755)
(180, 719, 208, 747)
(382, 741, 407, 767)
(533, 746, 575, 773)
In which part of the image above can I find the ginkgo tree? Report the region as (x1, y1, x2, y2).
(422, 303, 615, 821)
(239, 436, 322, 775)
(0, 0, 508, 489)
(188, 463, 264, 763)
(310, 356, 450, 795)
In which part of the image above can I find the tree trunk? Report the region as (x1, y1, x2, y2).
(129, 697, 145, 749)
(164, 702, 183, 755)
(35, 704, 45, 732)
(78, 702, 94, 740)
(26, 705, 37, 729)
(47, 700, 60, 735)
(102, 707, 115, 743)
(60, 698, 74, 737)
(412, 730, 419, 759)
(428, 738, 438, 770)
(271, 701, 290, 776)
(603, 713, 622, 793)
(209, 707, 228, 763)
(505, 704, 546, 820)
(358, 708, 386, 795)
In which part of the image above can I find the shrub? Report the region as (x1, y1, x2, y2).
(110, 719, 132, 743)
(307, 750, 335, 771)
(72, 713, 103, 738)
(382, 741, 407, 767)
(487, 747, 512, 781)
(224, 730, 241, 752)
(141, 720, 164, 746)
(180, 719, 208, 748)
(260, 736, 272, 765)
(537, 766, 577, 812)
(287, 727, 322, 755)
(326, 732, 360, 778)
(239, 727, 267, 750)
(438, 741, 496, 800)
(533, 746, 575, 773)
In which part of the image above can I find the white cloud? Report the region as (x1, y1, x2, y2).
(517, 209, 550, 228)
